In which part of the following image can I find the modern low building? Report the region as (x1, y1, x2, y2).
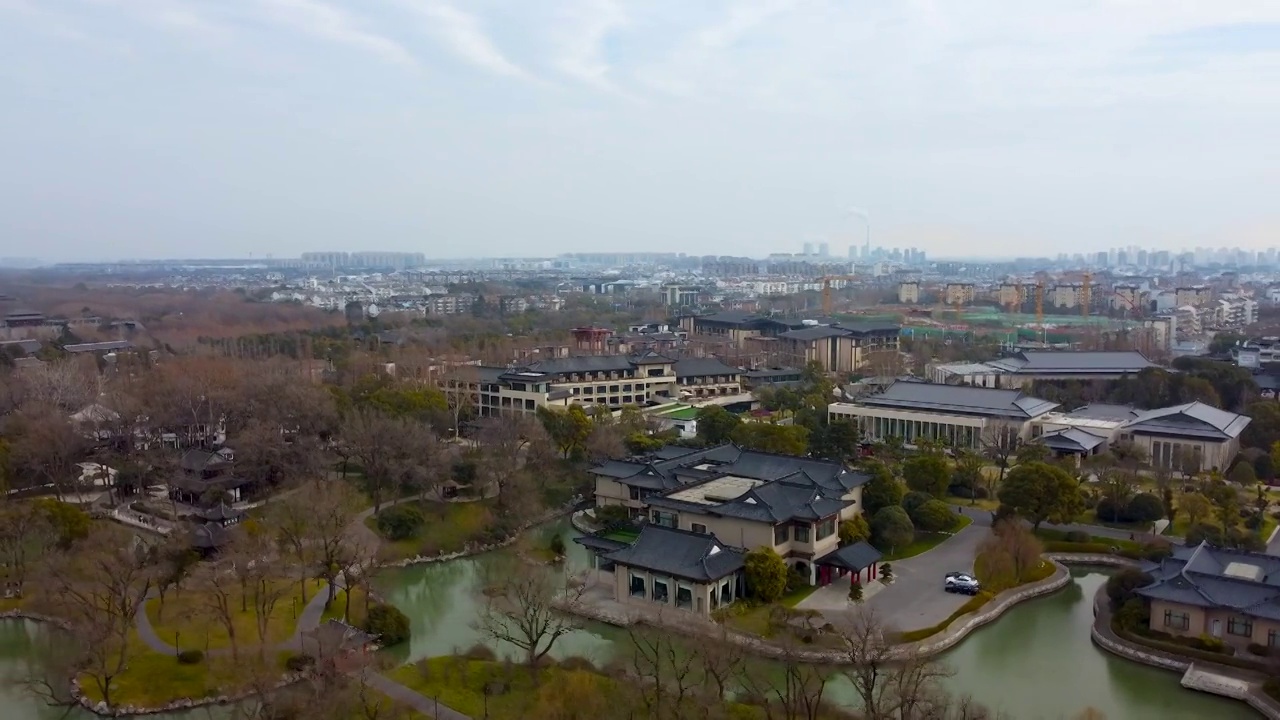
(1121, 401, 1249, 473)
(929, 351, 1158, 389)
(678, 312, 900, 373)
(828, 381, 1059, 449)
(575, 525, 747, 616)
(1138, 542, 1280, 651)
(589, 444, 871, 584)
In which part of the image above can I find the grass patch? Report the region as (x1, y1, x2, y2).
(946, 497, 1000, 512)
(320, 585, 369, 628)
(77, 629, 290, 709)
(390, 657, 765, 720)
(601, 528, 639, 543)
(145, 578, 323, 652)
(368, 500, 496, 561)
(879, 514, 973, 561)
(0, 596, 29, 612)
(723, 585, 821, 638)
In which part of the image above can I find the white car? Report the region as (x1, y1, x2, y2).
(944, 573, 981, 595)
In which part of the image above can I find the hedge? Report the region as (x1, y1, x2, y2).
(1113, 621, 1269, 673)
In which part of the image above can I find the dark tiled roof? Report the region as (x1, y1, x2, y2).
(573, 534, 630, 554)
(1123, 402, 1250, 440)
(190, 522, 230, 549)
(835, 322, 901, 335)
(779, 326, 849, 341)
(195, 503, 244, 522)
(1137, 542, 1280, 621)
(180, 449, 230, 473)
(858, 382, 1058, 419)
(602, 525, 745, 582)
(694, 312, 761, 326)
(986, 351, 1155, 374)
(1038, 427, 1106, 452)
(673, 357, 742, 378)
(712, 480, 846, 523)
(1065, 403, 1139, 421)
(744, 367, 802, 379)
(63, 340, 133, 353)
(816, 541, 882, 572)
(523, 355, 637, 374)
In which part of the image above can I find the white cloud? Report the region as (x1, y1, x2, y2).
(409, 2, 529, 79)
(253, 0, 416, 66)
(552, 0, 629, 93)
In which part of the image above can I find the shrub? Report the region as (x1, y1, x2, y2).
(594, 505, 631, 527)
(1094, 498, 1124, 524)
(903, 455, 950, 497)
(1248, 643, 1273, 657)
(176, 649, 204, 665)
(557, 656, 598, 673)
(1106, 568, 1154, 612)
(1125, 493, 1164, 524)
(870, 506, 915, 552)
(1185, 523, 1225, 547)
(1113, 597, 1148, 632)
(375, 505, 425, 541)
(785, 568, 809, 593)
(463, 643, 497, 660)
(849, 583, 864, 603)
(548, 533, 566, 556)
(879, 563, 893, 582)
(1065, 530, 1091, 543)
(364, 603, 412, 646)
(901, 491, 933, 516)
(284, 653, 314, 672)
(744, 547, 789, 602)
(839, 515, 871, 546)
(910, 499, 958, 533)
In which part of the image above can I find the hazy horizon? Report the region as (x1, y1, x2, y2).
(3, 2, 1280, 263)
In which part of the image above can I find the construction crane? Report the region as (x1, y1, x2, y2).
(820, 275, 860, 315)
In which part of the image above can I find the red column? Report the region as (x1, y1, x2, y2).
(870, 563, 877, 580)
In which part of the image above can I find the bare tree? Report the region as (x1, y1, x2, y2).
(0, 499, 56, 599)
(7, 404, 89, 499)
(194, 561, 241, 661)
(627, 623, 703, 719)
(437, 360, 478, 438)
(474, 551, 583, 666)
(40, 527, 155, 709)
(980, 424, 1021, 486)
(834, 607, 994, 720)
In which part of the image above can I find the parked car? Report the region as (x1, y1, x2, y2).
(944, 573, 981, 595)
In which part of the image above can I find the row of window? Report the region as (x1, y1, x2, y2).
(628, 574, 726, 609)
(774, 519, 836, 545)
(1164, 610, 1280, 645)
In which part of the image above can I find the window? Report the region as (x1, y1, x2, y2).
(1163, 610, 1190, 631)
(774, 525, 788, 545)
(629, 575, 646, 597)
(721, 582, 732, 604)
(1270, 630, 1279, 648)
(583, 386, 593, 395)
(676, 586, 693, 609)
(652, 579, 669, 603)
(691, 523, 707, 534)
(652, 511, 677, 528)
(794, 524, 811, 543)
(1228, 617, 1253, 637)
(609, 385, 620, 393)
(623, 384, 632, 391)
(817, 518, 835, 540)
(629, 487, 642, 501)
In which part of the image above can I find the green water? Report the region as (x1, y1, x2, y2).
(0, 525, 1259, 719)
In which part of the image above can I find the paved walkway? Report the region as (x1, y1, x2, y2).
(363, 672, 471, 720)
(955, 505, 1181, 544)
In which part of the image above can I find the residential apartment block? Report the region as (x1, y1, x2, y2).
(679, 312, 900, 374)
(898, 281, 920, 304)
(944, 282, 975, 306)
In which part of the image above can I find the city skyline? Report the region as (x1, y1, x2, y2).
(3, 2, 1280, 262)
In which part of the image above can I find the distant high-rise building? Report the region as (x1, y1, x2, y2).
(848, 245, 857, 260)
(818, 242, 830, 258)
(1136, 249, 1149, 267)
(1094, 251, 1108, 267)
(803, 242, 815, 256)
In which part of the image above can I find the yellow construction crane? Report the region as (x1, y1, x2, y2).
(820, 275, 860, 315)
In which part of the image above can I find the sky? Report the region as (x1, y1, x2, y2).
(3, 1, 1280, 262)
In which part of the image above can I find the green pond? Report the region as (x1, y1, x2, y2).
(0, 522, 1259, 719)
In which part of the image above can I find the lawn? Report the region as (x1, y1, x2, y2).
(390, 657, 766, 720)
(321, 586, 369, 627)
(601, 528, 640, 543)
(722, 585, 820, 638)
(367, 500, 496, 561)
(879, 514, 974, 562)
(145, 578, 324, 652)
(77, 629, 295, 709)
(946, 496, 1000, 512)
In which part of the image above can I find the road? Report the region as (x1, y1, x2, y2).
(863, 521, 988, 631)
(953, 505, 1179, 545)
